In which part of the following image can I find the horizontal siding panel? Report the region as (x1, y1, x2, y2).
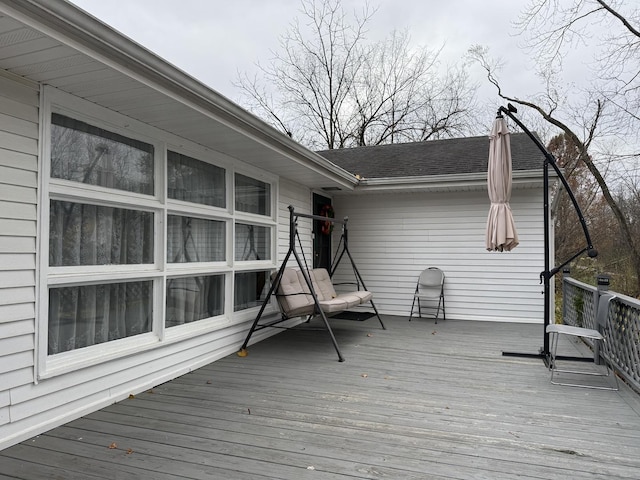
(0, 112, 38, 139)
(0, 165, 37, 188)
(0, 367, 32, 392)
(0, 219, 36, 236)
(0, 406, 7, 427)
(0, 253, 37, 271)
(0, 183, 37, 204)
(0, 319, 34, 338)
(0, 75, 39, 108)
(0, 334, 34, 357)
(0, 270, 34, 288)
(0, 286, 34, 306)
(0, 130, 37, 155)
(0, 147, 38, 171)
(0, 351, 33, 375)
(0, 236, 36, 254)
(0, 302, 35, 323)
(0, 200, 36, 221)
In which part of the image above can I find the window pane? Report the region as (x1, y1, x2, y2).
(167, 215, 225, 263)
(49, 201, 153, 266)
(48, 280, 152, 355)
(168, 151, 225, 207)
(235, 223, 271, 261)
(235, 173, 271, 216)
(166, 275, 224, 327)
(51, 113, 154, 195)
(234, 270, 270, 311)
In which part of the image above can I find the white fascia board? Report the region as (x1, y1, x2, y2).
(0, 0, 358, 190)
(347, 170, 549, 194)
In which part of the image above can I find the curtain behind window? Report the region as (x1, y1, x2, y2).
(48, 281, 152, 354)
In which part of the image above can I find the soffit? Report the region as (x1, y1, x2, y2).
(0, 1, 357, 191)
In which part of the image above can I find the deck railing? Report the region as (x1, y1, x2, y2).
(562, 274, 640, 393)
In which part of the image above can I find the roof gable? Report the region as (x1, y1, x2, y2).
(316, 133, 544, 179)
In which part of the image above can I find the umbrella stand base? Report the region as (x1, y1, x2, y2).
(502, 350, 595, 368)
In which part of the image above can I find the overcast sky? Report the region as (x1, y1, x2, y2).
(67, 0, 590, 134)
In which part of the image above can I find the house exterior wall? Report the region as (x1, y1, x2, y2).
(277, 179, 312, 269)
(332, 188, 545, 323)
(0, 73, 313, 450)
(0, 73, 40, 448)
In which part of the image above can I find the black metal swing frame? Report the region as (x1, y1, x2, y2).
(237, 205, 385, 362)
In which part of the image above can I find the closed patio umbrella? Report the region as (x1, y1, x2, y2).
(486, 115, 519, 252)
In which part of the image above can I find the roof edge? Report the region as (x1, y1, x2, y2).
(339, 170, 551, 194)
(0, 0, 358, 189)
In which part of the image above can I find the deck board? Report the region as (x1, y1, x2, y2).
(2, 317, 640, 479)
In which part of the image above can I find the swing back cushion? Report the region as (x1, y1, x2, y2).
(273, 269, 314, 317)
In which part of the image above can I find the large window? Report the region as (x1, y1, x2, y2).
(42, 95, 277, 373)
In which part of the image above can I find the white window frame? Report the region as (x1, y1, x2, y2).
(36, 87, 278, 379)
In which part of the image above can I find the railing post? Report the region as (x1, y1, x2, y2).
(562, 267, 571, 323)
(595, 274, 610, 364)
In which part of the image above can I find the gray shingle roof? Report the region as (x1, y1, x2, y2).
(316, 133, 544, 179)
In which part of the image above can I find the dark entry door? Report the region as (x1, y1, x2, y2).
(313, 193, 332, 270)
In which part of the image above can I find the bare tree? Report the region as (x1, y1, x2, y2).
(549, 134, 601, 268)
(235, 0, 479, 149)
(469, 0, 640, 294)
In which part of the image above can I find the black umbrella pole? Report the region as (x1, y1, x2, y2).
(497, 104, 597, 365)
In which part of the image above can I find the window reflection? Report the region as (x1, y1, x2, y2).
(51, 113, 154, 195)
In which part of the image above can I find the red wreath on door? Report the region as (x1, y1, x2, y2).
(319, 204, 335, 235)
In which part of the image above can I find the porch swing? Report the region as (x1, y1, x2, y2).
(237, 205, 385, 362)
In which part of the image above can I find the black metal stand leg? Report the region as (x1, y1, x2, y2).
(316, 309, 345, 362)
(369, 299, 385, 329)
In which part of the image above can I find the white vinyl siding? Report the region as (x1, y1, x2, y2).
(0, 73, 39, 439)
(332, 189, 545, 323)
(0, 79, 315, 450)
(277, 178, 312, 268)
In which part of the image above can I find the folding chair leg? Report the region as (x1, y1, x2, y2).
(409, 295, 417, 321)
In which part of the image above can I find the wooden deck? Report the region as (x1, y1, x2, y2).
(2, 316, 640, 479)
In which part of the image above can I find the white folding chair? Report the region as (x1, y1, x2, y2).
(546, 293, 619, 390)
(409, 267, 445, 324)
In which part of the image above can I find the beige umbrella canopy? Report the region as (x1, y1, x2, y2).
(486, 116, 519, 252)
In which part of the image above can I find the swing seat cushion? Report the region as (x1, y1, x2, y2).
(311, 268, 371, 308)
